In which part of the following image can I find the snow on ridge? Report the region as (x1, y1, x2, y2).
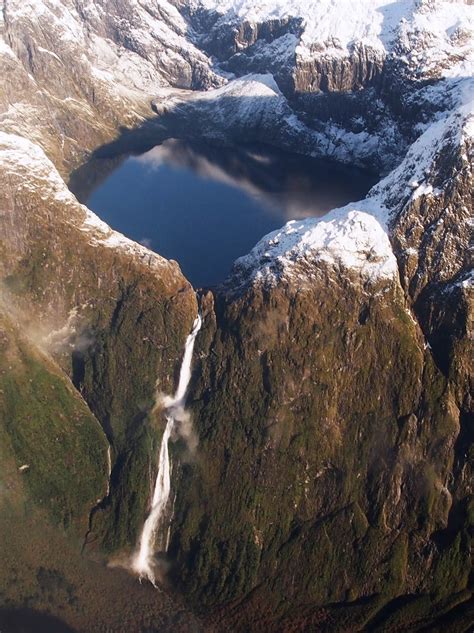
(154, 73, 284, 109)
(372, 87, 474, 206)
(154, 73, 298, 139)
(463, 104, 474, 141)
(0, 131, 77, 205)
(192, 72, 282, 99)
(80, 207, 173, 266)
(230, 80, 473, 287)
(0, 132, 175, 270)
(195, 0, 474, 69)
(233, 206, 397, 285)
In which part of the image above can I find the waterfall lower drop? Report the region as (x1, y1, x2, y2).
(132, 314, 202, 586)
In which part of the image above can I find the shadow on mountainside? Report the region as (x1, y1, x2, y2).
(69, 69, 468, 203)
(0, 609, 77, 633)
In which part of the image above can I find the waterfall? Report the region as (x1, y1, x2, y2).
(105, 445, 112, 498)
(132, 314, 202, 585)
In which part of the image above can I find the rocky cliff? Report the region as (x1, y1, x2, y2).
(0, 2, 204, 627)
(0, 0, 472, 631)
(167, 90, 473, 631)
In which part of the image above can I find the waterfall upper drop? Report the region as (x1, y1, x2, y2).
(132, 314, 202, 585)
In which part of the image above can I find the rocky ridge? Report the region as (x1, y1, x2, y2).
(0, 0, 472, 631)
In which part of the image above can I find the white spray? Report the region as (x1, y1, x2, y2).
(132, 314, 202, 585)
(105, 445, 112, 498)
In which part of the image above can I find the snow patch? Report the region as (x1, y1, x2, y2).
(234, 205, 397, 284)
(37, 46, 62, 62)
(228, 75, 472, 286)
(194, 0, 474, 70)
(411, 184, 442, 201)
(0, 132, 176, 271)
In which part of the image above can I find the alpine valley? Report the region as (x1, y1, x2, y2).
(0, 1, 472, 632)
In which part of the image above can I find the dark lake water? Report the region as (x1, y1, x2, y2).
(86, 140, 378, 287)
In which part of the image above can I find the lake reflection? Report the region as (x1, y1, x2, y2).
(87, 140, 377, 287)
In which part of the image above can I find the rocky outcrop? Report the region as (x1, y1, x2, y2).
(168, 264, 470, 631)
(197, 14, 303, 61)
(293, 44, 385, 93)
(0, 0, 472, 631)
(0, 131, 199, 554)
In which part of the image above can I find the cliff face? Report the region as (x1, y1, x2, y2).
(166, 101, 472, 630)
(0, 0, 472, 631)
(171, 275, 467, 630)
(151, 8, 473, 623)
(0, 129, 200, 554)
(0, 3, 203, 624)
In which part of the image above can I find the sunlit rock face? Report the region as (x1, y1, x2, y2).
(0, 0, 472, 631)
(165, 85, 473, 629)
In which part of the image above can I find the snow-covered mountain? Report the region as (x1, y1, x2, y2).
(0, 1, 473, 631)
(192, 0, 473, 72)
(2, 0, 471, 286)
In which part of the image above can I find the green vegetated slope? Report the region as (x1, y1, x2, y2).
(0, 311, 208, 633)
(168, 270, 473, 631)
(0, 134, 198, 557)
(0, 310, 108, 532)
(0, 148, 204, 626)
